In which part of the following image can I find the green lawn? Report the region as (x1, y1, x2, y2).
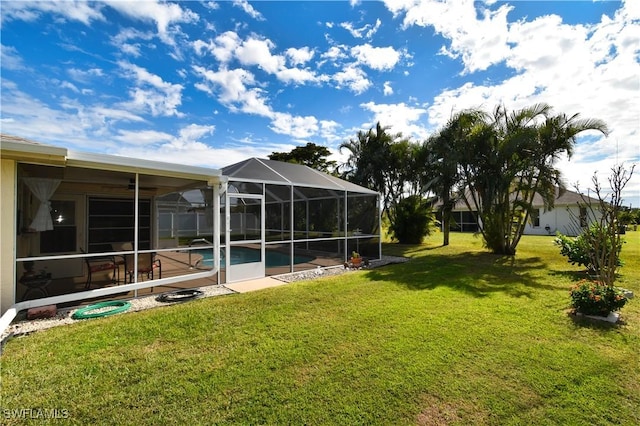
(1, 233, 639, 425)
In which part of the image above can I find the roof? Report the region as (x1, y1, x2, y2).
(222, 158, 378, 194)
(1, 133, 223, 185)
(0, 134, 67, 165)
(436, 187, 601, 211)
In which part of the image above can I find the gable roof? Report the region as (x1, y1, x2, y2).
(222, 158, 378, 194)
(436, 187, 601, 211)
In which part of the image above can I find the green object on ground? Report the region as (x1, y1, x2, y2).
(71, 301, 131, 320)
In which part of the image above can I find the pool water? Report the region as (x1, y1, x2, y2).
(197, 247, 315, 268)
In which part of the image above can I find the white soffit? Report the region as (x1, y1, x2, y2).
(66, 150, 222, 184)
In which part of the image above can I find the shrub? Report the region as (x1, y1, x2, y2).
(569, 280, 627, 316)
(554, 223, 623, 273)
(389, 195, 434, 244)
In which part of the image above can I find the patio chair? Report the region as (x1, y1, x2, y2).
(84, 251, 119, 289)
(111, 242, 161, 284)
(127, 252, 162, 284)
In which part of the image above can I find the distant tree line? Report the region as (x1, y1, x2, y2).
(270, 103, 610, 254)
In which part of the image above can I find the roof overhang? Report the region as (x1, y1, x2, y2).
(66, 150, 223, 186)
(2, 134, 222, 186)
(0, 136, 67, 166)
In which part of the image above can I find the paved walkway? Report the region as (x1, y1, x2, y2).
(224, 277, 289, 293)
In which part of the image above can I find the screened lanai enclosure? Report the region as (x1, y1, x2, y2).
(218, 158, 381, 282)
(156, 158, 381, 283)
(8, 137, 380, 312)
(13, 154, 223, 307)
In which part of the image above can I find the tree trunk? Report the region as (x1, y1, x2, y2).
(443, 215, 450, 246)
(442, 203, 452, 246)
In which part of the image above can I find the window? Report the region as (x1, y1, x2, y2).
(40, 200, 77, 253)
(530, 209, 540, 227)
(88, 197, 151, 252)
(579, 206, 588, 227)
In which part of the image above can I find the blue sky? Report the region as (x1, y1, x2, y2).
(1, 0, 638, 205)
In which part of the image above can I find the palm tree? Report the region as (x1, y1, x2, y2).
(424, 109, 487, 246)
(459, 103, 608, 255)
(339, 122, 396, 216)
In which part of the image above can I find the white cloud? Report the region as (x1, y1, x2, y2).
(383, 81, 393, 96)
(115, 129, 174, 146)
(193, 65, 253, 102)
(104, 0, 198, 46)
(67, 67, 104, 84)
(232, 0, 264, 21)
(178, 123, 216, 141)
(360, 101, 429, 140)
(110, 28, 155, 57)
(208, 31, 241, 63)
(275, 68, 319, 85)
(333, 64, 371, 94)
(113, 127, 216, 165)
(118, 62, 184, 117)
(351, 44, 402, 71)
(0, 80, 145, 150)
(340, 19, 382, 39)
(90, 107, 145, 124)
(320, 45, 348, 63)
(0, 44, 28, 71)
(270, 113, 319, 138)
(196, 33, 319, 85)
(319, 120, 342, 143)
(236, 37, 285, 74)
(194, 65, 328, 141)
(1, 1, 197, 47)
(384, 0, 512, 74)
(58, 81, 80, 93)
(193, 65, 273, 117)
(0, 0, 104, 25)
(286, 47, 315, 66)
(114, 124, 277, 169)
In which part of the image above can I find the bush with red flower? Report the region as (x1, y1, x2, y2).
(569, 279, 628, 316)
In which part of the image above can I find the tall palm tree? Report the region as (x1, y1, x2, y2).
(459, 103, 608, 255)
(508, 110, 609, 251)
(424, 108, 487, 246)
(339, 122, 396, 216)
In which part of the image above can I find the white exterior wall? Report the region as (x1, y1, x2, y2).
(523, 206, 602, 236)
(523, 208, 573, 236)
(1, 159, 17, 315)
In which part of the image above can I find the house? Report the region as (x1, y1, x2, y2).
(1, 134, 380, 329)
(435, 188, 602, 236)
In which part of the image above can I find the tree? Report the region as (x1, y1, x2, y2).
(268, 142, 336, 173)
(388, 195, 435, 244)
(570, 164, 634, 286)
(424, 109, 486, 246)
(339, 122, 397, 216)
(340, 122, 433, 242)
(459, 104, 608, 255)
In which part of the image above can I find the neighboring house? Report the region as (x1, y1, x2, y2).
(435, 188, 601, 237)
(1, 134, 380, 329)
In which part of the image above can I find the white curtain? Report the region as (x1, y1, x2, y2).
(23, 177, 61, 232)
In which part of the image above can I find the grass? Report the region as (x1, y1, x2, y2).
(1, 232, 639, 425)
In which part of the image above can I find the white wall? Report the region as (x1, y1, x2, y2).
(1, 159, 16, 314)
(523, 206, 602, 236)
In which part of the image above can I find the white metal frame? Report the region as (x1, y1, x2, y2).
(225, 192, 265, 282)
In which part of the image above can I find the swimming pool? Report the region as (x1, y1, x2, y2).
(196, 247, 315, 268)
